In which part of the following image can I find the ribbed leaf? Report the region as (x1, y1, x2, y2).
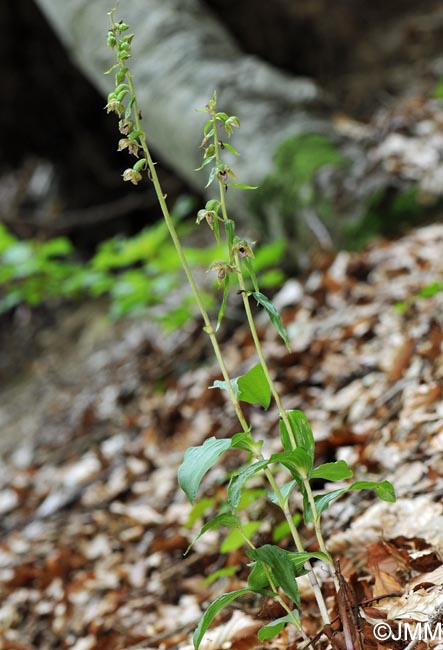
(210, 363, 271, 408)
(228, 460, 270, 511)
(247, 545, 300, 605)
(237, 363, 271, 409)
(305, 479, 396, 522)
(270, 449, 312, 479)
(178, 437, 231, 503)
(193, 589, 251, 650)
(310, 460, 353, 481)
(280, 411, 315, 462)
(230, 431, 263, 455)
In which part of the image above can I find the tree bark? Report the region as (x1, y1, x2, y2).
(34, 0, 330, 207)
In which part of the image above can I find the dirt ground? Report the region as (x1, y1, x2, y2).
(1, 223, 443, 649)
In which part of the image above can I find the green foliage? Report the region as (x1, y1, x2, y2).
(209, 362, 271, 409)
(0, 218, 284, 327)
(105, 15, 397, 648)
(395, 279, 443, 314)
(433, 77, 443, 99)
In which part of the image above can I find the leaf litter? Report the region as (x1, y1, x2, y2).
(1, 223, 443, 649)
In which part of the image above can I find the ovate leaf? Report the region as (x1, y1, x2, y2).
(193, 589, 251, 650)
(350, 480, 396, 502)
(310, 460, 353, 481)
(281, 411, 315, 463)
(248, 560, 270, 591)
(230, 431, 263, 455)
(210, 363, 271, 409)
(178, 437, 232, 503)
(270, 449, 313, 479)
(247, 545, 300, 605)
(226, 183, 258, 190)
(237, 363, 271, 409)
(306, 479, 396, 522)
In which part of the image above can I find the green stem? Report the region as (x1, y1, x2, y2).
(238, 528, 304, 635)
(119, 71, 250, 433)
(265, 468, 331, 626)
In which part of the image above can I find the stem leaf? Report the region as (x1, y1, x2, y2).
(281, 410, 315, 462)
(258, 612, 300, 641)
(310, 460, 353, 481)
(193, 589, 252, 650)
(222, 142, 240, 156)
(306, 479, 396, 522)
(226, 183, 258, 190)
(216, 274, 230, 331)
(228, 460, 270, 511)
(247, 545, 301, 605)
(251, 291, 290, 349)
(185, 513, 240, 554)
(270, 449, 313, 479)
(237, 363, 271, 409)
(178, 437, 232, 503)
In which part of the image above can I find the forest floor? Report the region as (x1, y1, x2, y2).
(1, 223, 443, 650)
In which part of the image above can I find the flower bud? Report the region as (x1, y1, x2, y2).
(122, 168, 142, 185)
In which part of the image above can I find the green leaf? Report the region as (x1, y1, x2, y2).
(221, 521, 261, 552)
(230, 431, 263, 455)
(307, 488, 348, 522)
(39, 237, 73, 258)
(216, 274, 230, 331)
(186, 513, 241, 554)
(195, 155, 216, 172)
(247, 560, 270, 591)
(267, 480, 297, 506)
(281, 410, 315, 462)
(270, 449, 313, 479)
(310, 460, 353, 481)
(242, 257, 259, 292)
(178, 437, 232, 503)
(224, 219, 235, 258)
(203, 565, 238, 585)
(306, 479, 396, 522)
(247, 545, 300, 605)
(215, 111, 229, 122)
(185, 498, 215, 528)
(210, 363, 270, 409)
(193, 589, 251, 650)
(237, 363, 271, 409)
(228, 460, 270, 511)
(418, 281, 442, 298)
(288, 550, 330, 573)
(258, 612, 299, 641)
(226, 183, 258, 190)
(350, 480, 396, 502)
(251, 291, 290, 349)
(221, 142, 240, 156)
(205, 166, 217, 188)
